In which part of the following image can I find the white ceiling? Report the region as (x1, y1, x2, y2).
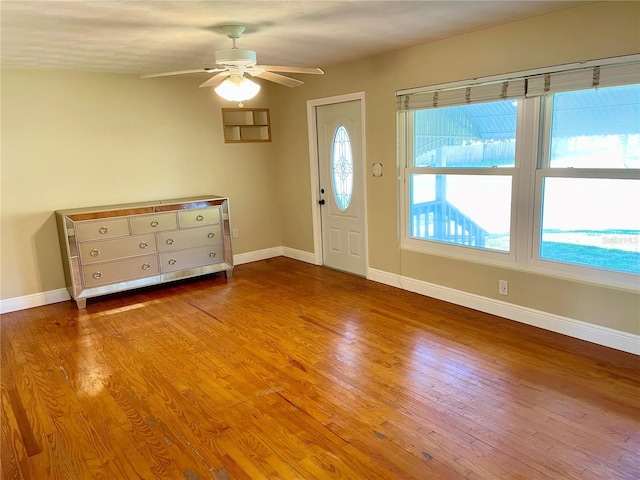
(1, 1, 583, 76)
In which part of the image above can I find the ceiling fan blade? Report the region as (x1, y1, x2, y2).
(199, 71, 231, 88)
(253, 71, 304, 88)
(140, 68, 225, 79)
(259, 66, 324, 75)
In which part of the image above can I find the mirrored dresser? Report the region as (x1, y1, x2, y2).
(56, 195, 233, 309)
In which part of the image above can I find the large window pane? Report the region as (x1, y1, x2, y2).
(414, 100, 517, 168)
(540, 178, 640, 274)
(410, 174, 512, 252)
(549, 84, 640, 169)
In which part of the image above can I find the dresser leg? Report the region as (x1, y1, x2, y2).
(75, 298, 87, 309)
(225, 268, 233, 278)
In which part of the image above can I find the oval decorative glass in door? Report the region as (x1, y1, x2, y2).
(331, 125, 354, 210)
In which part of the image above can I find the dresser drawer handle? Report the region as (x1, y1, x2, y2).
(142, 263, 151, 270)
(139, 242, 148, 249)
(92, 272, 102, 279)
(208, 232, 215, 238)
(150, 221, 159, 227)
(168, 259, 177, 265)
(166, 239, 174, 245)
(209, 252, 217, 258)
(99, 226, 108, 234)
(90, 249, 100, 257)
(196, 215, 204, 222)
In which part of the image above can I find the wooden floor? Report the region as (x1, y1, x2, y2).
(1, 257, 639, 480)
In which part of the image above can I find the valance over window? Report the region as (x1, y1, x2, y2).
(396, 54, 640, 111)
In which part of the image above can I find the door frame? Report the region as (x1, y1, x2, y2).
(306, 91, 368, 274)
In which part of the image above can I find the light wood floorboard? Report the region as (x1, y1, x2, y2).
(1, 257, 638, 479)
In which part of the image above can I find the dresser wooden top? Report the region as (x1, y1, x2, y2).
(56, 195, 227, 221)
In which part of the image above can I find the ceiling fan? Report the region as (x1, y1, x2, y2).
(141, 25, 324, 104)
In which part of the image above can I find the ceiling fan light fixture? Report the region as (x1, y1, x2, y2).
(214, 75, 261, 103)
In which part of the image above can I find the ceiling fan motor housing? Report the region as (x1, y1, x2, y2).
(215, 48, 257, 66)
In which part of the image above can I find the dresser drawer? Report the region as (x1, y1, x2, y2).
(75, 217, 130, 242)
(178, 207, 221, 228)
(79, 233, 157, 264)
(157, 225, 222, 252)
(159, 245, 224, 273)
(130, 212, 177, 234)
(82, 255, 159, 288)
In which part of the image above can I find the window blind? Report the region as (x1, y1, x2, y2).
(396, 55, 640, 111)
(526, 62, 640, 97)
(397, 79, 525, 110)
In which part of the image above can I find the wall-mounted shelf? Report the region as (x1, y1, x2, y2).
(222, 108, 271, 143)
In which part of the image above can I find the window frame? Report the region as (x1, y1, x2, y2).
(399, 100, 525, 268)
(398, 64, 640, 291)
(527, 94, 640, 288)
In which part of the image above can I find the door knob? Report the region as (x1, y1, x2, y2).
(319, 199, 325, 205)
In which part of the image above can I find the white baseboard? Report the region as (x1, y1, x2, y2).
(282, 247, 317, 264)
(233, 247, 284, 265)
(0, 288, 71, 314)
(367, 268, 639, 355)
(233, 247, 316, 266)
(1, 247, 316, 315)
(3, 255, 636, 355)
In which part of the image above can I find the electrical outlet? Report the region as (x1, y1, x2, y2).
(232, 228, 239, 239)
(498, 280, 509, 296)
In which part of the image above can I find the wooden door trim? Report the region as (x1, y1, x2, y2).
(306, 92, 368, 271)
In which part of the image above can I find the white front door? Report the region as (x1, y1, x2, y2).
(316, 100, 366, 276)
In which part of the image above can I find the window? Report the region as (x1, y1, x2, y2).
(332, 125, 354, 210)
(535, 85, 640, 277)
(398, 56, 640, 288)
(409, 101, 517, 255)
